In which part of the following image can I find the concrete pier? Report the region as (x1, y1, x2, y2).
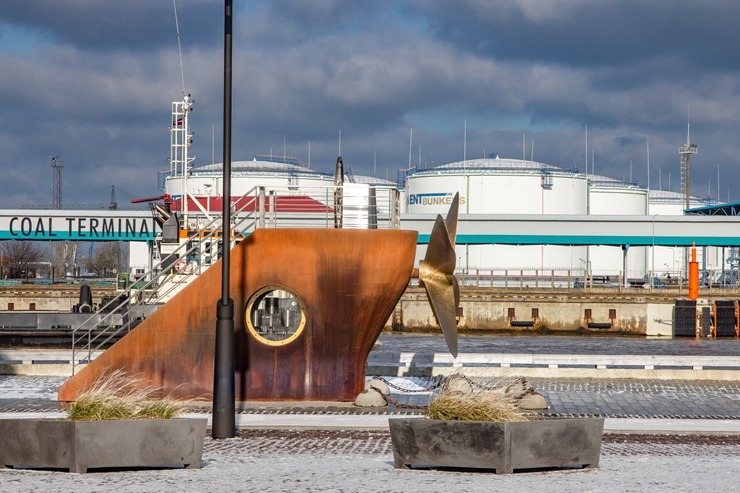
(392, 286, 740, 336)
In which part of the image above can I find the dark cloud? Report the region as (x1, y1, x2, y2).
(0, 0, 220, 51)
(409, 0, 740, 70)
(0, 0, 739, 208)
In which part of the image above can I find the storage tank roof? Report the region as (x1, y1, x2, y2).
(648, 189, 713, 206)
(191, 155, 332, 177)
(170, 156, 399, 188)
(589, 174, 643, 190)
(402, 157, 579, 180)
(350, 175, 397, 186)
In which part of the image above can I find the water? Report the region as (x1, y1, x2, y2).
(376, 332, 740, 356)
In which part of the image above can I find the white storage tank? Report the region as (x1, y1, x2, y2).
(588, 176, 649, 279)
(163, 156, 401, 229)
(404, 157, 589, 273)
(164, 156, 335, 199)
(406, 157, 588, 215)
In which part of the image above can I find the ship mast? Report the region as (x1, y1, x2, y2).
(170, 95, 195, 224)
(170, 0, 195, 226)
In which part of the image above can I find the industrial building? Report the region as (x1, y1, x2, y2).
(400, 156, 720, 281)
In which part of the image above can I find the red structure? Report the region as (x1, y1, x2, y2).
(688, 244, 699, 301)
(59, 228, 417, 402)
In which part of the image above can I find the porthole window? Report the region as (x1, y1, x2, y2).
(245, 287, 306, 346)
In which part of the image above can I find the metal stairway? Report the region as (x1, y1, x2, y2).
(70, 187, 262, 374)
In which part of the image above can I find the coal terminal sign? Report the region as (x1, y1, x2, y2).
(0, 210, 160, 241)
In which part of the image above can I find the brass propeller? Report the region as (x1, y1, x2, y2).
(418, 193, 460, 358)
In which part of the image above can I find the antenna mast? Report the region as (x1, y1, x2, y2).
(408, 128, 413, 168)
(108, 185, 118, 210)
(51, 156, 63, 210)
(173, 0, 186, 97)
(463, 120, 467, 162)
(679, 118, 698, 210)
(170, 0, 195, 222)
(584, 125, 588, 178)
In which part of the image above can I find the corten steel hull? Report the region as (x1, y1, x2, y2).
(58, 228, 417, 402)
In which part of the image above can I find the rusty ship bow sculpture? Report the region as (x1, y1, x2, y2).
(59, 194, 460, 403)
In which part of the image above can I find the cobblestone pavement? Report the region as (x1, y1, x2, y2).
(536, 379, 740, 419)
(2, 333, 740, 419)
(378, 377, 740, 419)
(203, 429, 740, 457)
(2, 374, 740, 419)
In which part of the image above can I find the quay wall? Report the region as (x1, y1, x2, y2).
(390, 287, 740, 337)
(2, 284, 739, 338)
(0, 285, 117, 312)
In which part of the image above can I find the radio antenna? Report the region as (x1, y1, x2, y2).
(173, 0, 187, 97)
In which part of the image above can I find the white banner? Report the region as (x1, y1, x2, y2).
(0, 210, 159, 241)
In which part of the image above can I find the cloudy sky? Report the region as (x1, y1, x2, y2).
(1, 0, 739, 209)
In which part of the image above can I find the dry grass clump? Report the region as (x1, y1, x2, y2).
(67, 369, 182, 421)
(425, 374, 527, 422)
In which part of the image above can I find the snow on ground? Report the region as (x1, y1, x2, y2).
(0, 375, 65, 400)
(0, 448, 738, 493)
(1, 376, 738, 491)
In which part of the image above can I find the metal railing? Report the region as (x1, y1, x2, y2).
(242, 184, 401, 230)
(69, 183, 402, 373)
(437, 268, 740, 292)
(70, 187, 261, 374)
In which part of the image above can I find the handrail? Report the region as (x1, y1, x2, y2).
(70, 186, 261, 374)
(236, 184, 399, 229)
(69, 182, 401, 374)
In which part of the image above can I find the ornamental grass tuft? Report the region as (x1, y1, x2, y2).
(425, 374, 527, 422)
(67, 369, 183, 421)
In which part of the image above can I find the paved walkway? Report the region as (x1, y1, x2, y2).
(2, 374, 739, 425)
(2, 334, 740, 421)
(377, 377, 740, 419)
(1, 334, 739, 491)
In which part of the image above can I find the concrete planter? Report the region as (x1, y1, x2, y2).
(0, 418, 207, 473)
(389, 417, 603, 474)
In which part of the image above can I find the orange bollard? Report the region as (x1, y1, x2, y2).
(688, 244, 699, 300)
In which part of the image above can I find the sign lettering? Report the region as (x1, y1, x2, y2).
(408, 192, 466, 206)
(3, 214, 157, 241)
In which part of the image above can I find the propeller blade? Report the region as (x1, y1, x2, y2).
(444, 192, 459, 245)
(419, 202, 460, 358)
(419, 261, 459, 358)
(424, 214, 456, 274)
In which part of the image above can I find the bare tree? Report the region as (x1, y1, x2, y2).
(0, 240, 44, 279)
(86, 242, 128, 277)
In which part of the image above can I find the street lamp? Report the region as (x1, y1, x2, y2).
(212, 0, 235, 439)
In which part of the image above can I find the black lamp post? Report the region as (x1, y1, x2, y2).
(212, 0, 235, 439)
